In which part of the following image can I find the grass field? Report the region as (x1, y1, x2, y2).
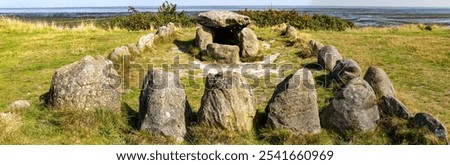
(0, 18, 449, 144)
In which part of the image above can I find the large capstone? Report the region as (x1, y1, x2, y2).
(320, 78, 380, 135)
(138, 70, 192, 142)
(41, 56, 121, 111)
(197, 11, 251, 28)
(198, 72, 256, 132)
(196, 11, 259, 61)
(318, 45, 343, 71)
(266, 68, 321, 135)
(207, 43, 240, 64)
(239, 27, 260, 58)
(363, 66, 396, 98)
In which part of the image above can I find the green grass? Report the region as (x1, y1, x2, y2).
(1, 18, 449, 144)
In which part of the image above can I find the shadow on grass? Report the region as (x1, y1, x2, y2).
(173, 39, 202, 58)
(302, 62, 323, 71)
(295, 50, 313, 59)
(315, 73, 329, 88)
(121, 103, 139, 130)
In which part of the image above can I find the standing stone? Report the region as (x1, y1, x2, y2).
(320, 78, 380, 135)
(156, 26, 171, 38)
(167, 22, 177, 33)
(126, 44, 141, 57)
(196, 26, 214, 55)
(379, 96, 411, 119)
(108, 46, 131, 63)
(410, 113, 448, 144)
(138, 70, 192, 142)
(197, 11, 251, 28)
(239, 27, 260, 58)
(137, 34, 155, 52)
(363, 66, 396, 98)
(207, 43, 240, 64)
(283, 25, 298, 38)
(198, 72, 256, 132)
(310, 40, 324, 56)
(41, 56, 121, 111)
(331, 59, 362, 84)
(266, 68, 321, 135)
(7, 100, 30, 110)
(318, 45, 343, 71)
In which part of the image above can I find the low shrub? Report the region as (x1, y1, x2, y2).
(98, 3, 196, 31)
(100, 3, 355, 31)
(237, 9, 355, 31)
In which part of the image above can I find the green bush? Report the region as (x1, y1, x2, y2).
(98, 4, 195, 31)
(99, 4, 355, 31)
(237, 9, 355, 31)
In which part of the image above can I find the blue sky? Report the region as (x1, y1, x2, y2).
(0, 0, 449, 8)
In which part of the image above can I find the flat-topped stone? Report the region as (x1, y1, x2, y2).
(197, 11, 251, 28)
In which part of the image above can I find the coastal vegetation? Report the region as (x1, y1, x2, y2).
(97, 1, 354, 31)
(98, 2, 196, 30)
(237, 9, 355, 31)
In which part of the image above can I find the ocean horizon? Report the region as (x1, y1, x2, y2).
(1, 6, 450, 26)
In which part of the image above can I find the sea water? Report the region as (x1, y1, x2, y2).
(1, 6, 449, 26)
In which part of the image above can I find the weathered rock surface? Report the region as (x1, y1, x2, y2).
(126, 44, 141, 57)
(108, 46, 131, 63)
(7, 100, 30, 110)
(197, 11, 251, 28)
(363, 66, 396, 98)
(239, 27, 260, 58)
(137, 33, 155, 52)
(379, 96, 411, 119)
(320, 78, 380, 134)
(167, 22, 177, 33)
(310, 40, 324, 56)
(207, 43, 240, 64)
(318, 45, 343, 71)
(410, 113, 448, 144)
(331, 59, 362, 84)
(41, 56, 121, 111)
(198, 72, 256, 132)
(138, 70, 192, 142)
(266, 68, 321, 135)
(283, 25, 298, 38)
(196, 26, 214, 55)
(156, 26, 171, 37)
